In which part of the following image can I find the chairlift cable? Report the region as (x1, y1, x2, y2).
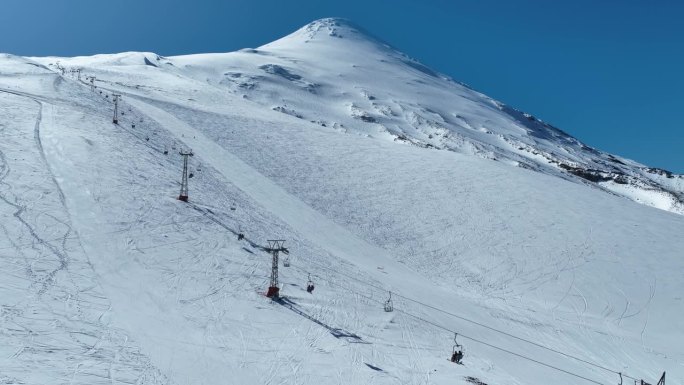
(317, 276, 606, 385)
(302, 257, 638, 380)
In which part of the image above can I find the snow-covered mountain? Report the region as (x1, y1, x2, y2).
(45, 17, 684, 215)
(1, 18, 682, 385)
(27, 18, 684, 215)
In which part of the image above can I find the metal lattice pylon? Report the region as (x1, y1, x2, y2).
(178, 150, 193, 202)
(112, 94, 121, 124)
(265, 240, 287, 298)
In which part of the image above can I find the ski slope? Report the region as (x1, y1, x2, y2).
(1, 19, 683, 385)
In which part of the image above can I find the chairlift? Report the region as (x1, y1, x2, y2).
(306, 273, 315, 293)
(188, 172, 194, 178)
(384, 291, 393, 312)
(283, 254, 290, 267)
(450, 333, 464, 364)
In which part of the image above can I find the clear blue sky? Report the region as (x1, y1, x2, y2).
(1, 0, 682, 172)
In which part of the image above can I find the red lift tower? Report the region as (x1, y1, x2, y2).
(265, 240, 288, 298)
(178, 150, 193, 202)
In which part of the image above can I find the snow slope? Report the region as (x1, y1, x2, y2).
(1, 18, 682, 385)
(50, 18, 682, 215)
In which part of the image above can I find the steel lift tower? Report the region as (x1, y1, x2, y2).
(86, 76, 96, 91)
(112, 94, 121, 124)
(178, 150, 194, 202)
(265, 240, 288, 298)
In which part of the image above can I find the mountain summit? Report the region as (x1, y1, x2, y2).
(266, 18, 381, 44)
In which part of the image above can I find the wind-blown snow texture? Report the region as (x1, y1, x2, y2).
(1, 18, 682, 385)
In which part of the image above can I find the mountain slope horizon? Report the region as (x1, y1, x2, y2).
(29, 17, 683, 215)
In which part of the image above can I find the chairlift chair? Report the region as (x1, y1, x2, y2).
(306, 273, 315, 293)
(384, 291, 393, 312)
(450, 333, 464, 364)
(283, 255, 290, 267)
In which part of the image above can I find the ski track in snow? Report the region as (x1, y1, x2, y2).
(0, 82, 169, 385)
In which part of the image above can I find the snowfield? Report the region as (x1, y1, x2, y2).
(1, 18, 682, 385)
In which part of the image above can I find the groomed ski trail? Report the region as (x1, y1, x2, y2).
(124, 96, 435, 295)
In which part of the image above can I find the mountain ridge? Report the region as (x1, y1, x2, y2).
(17, 18, 684, 214)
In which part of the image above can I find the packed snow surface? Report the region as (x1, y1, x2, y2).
(1, 18, 682, 385)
